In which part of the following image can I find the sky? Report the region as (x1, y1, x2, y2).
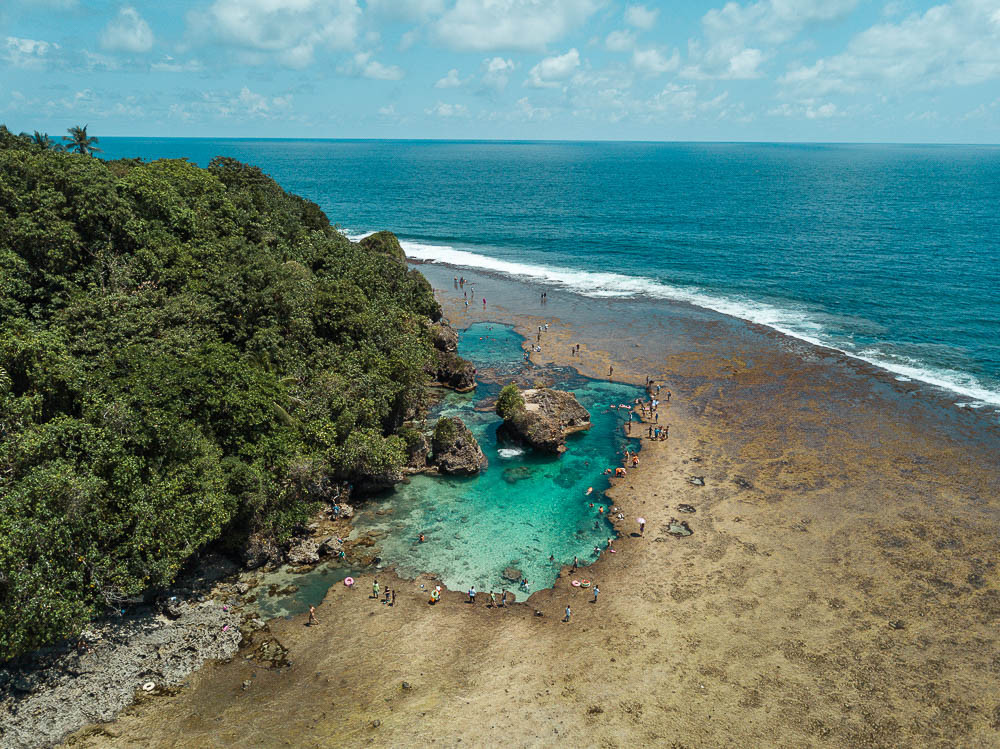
(1, 0, 999, 142)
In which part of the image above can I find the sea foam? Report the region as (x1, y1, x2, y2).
(345, 231, 1000, 412)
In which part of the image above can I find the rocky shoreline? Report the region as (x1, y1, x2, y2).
(0, 503, 370, 749)
(0, 587, 241, 749)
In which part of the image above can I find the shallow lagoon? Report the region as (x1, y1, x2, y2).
(353, 323, 642, 599)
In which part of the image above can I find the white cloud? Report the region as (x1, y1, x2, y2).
(399, 29, 420, 51)
(192, 0, 361, 68)
(683, 39, 767, 79)
(100, 7, 154, 53)
(515, 96, 553, 120)
(435, 68, 467, 87)
(701, 0, 860, 46)
(605, 29, 637, 52)
(481, 56, 516, 90)
(686, 0, 860, 79)
(378, 103, 397, 115)
(434, 0, 599, 52)
(632, 48, 679, 76)
(4, 37, 59, 69)
(367, 0, 445, 20)
(768, 99, 840, 118)
(726, 47, 765, 78)
(426, 101, 469, 117)
(338, 51, 404, 80)
(625, 4, 659, 30)
(169, 86, 294, 121)
(526, 48, 580, 88)
(151, 56, 203, 73)
(780, 0, 1000, 94)
(644, 83, 730, 120)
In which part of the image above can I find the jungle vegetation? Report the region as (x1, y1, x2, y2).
(0, 126, 443, 659)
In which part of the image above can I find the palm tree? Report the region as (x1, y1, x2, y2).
(30, 131, 64, 151)
(63, 125, 101, 155)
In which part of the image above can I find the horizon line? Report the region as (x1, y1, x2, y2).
(87, 136, 1000, 147)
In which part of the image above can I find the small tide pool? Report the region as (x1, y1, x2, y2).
(353, 323, 642, 599)
(248, 562, 367, 620)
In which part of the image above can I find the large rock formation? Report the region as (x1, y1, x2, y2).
(496, 385, 591, 454)
(430, 416, 487, 474)
(426, 320, 476, 392)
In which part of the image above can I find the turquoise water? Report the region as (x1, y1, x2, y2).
(97, 139, 1000, 412)
(248, 562, 366, 620)
(353, 324, 641, 599)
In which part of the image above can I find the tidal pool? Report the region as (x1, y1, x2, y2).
(353, 323, 642, 599)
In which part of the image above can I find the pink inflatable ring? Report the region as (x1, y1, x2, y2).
(344, 577, 355, 587)
(571, 580, 581, 587)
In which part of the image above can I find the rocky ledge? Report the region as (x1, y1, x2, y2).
(0, 599, 241, 749)
(425, 321, 476, 392)
(430, 416, 487, 475)
(496, 385, 591, 454)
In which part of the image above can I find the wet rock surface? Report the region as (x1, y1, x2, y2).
(430, 416, 487, 475)
(497, 387, 591, 454)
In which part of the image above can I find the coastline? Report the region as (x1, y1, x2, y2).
(60, 264, 1000, 748)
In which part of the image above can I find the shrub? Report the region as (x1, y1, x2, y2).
(496, 384, 525, 420)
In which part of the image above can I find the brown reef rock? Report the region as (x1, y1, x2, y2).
(497, 387, 591, 454)
(426, 321, 476, 392)
(430, 416, 487, 475)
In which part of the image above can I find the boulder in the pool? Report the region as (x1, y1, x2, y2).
(495, 385, 591, 454)
(503, 567, 523, 582)
(430, 416, 487, 475)
(502, 466, 533, 484)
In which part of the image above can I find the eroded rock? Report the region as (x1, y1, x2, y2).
(496, 387, 591, 454)
(286, 538, 321, 566)
(430, 416, 487, 475)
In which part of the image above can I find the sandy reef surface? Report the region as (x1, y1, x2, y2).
(61, 267, 1000, 749)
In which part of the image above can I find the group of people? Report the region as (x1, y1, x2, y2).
(465, 586, 515, 607)
(529, 322, 551, 355)
(455, 276, 487, 310)
(371, 579, 396, 606)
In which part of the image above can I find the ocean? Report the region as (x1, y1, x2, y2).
(99, 139, 1000, 414)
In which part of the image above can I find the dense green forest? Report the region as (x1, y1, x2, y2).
(0, 127, 443, 660)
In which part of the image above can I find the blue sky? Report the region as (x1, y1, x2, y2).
(2, 0, 999, 141)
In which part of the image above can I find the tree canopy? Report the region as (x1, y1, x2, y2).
(0, 126, 443, 660)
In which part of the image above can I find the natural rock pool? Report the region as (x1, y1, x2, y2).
(352, 323, 642, 599)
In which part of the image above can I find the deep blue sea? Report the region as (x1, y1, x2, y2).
(100, 139, 1000, 412)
